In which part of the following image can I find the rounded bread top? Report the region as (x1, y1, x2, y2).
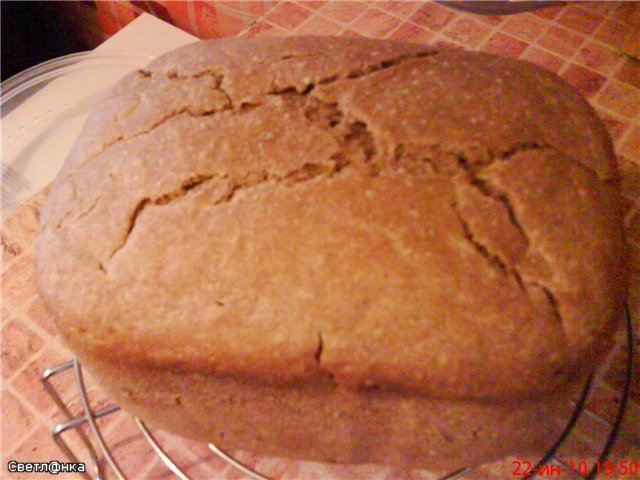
(36, 36, 625, 400)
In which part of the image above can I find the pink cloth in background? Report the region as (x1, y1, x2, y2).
(66, 1, 276, 45)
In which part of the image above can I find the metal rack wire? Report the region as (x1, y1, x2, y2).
(41, 307, 633, 480)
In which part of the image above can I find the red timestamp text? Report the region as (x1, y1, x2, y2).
(512, 460, 640, 477)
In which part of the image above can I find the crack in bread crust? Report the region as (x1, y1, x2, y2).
(533, 282, 564, 329)
(57, 50, 440, 187)
(66, 92, 586, 343)
(100, 136, 565, 340)
(269, 50, 439, 94)
(454, 148, 534, 248)
(96, 117, 568, 335)
(451, 201, 525, 289)
(450, 190, 566, 335)
(104, 174, 216, 266)
(102, 96, 377, 268)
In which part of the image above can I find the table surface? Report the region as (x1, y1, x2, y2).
(2, 2, 639, 479)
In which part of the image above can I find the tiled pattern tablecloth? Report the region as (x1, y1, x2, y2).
(2, 2, 639, 479)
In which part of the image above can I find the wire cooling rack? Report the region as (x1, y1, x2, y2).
(41, 307, 633, 480)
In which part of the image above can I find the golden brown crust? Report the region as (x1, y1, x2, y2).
(83, 353, 579, 471)
(36, 36, 623, 405)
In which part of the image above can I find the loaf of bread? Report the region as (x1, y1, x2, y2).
(36, 36, 625, 470)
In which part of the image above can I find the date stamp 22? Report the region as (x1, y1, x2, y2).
(513, 460, 639, 477)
